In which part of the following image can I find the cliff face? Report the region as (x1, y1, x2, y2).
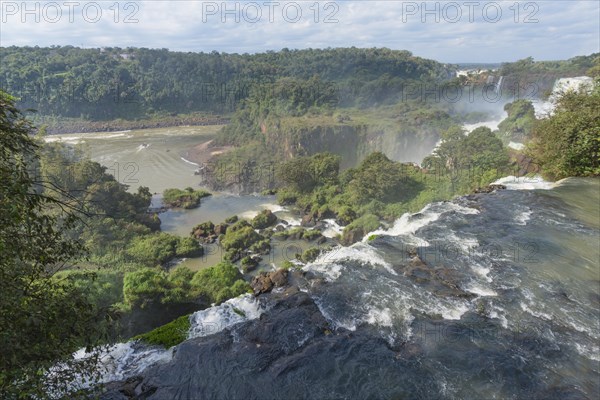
(262, 121, 441, 168)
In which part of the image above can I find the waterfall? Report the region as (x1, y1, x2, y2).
(532, 76, 594, 117)
(494, 75, 504, 94)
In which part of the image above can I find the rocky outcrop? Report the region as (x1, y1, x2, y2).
(472, 184, 506, 194)
(100, 291, 438, 400)
(250, 268, 288, 295)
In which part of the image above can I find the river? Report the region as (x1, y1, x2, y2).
(75, 176, 599, 399)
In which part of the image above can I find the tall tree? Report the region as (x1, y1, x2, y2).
(528, 80, 600, 179)
(0, 91, 106, 398)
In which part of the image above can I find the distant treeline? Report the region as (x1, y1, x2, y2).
(0, 46, 454, 120)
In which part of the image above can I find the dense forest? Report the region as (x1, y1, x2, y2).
(0, 46, 453, 120)
(1, 44, 598, 397)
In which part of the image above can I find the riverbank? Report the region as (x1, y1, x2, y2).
(182, 139, 235, 166)
(32, 113, 231, 135)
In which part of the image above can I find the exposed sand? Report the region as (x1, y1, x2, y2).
(184, 140, 234, 165)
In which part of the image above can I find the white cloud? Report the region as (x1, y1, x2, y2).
(0, 0, 598, 62)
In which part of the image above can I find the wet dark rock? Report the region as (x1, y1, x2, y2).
(341, 226, 364, 246)
(213, 223, 228, 235)
(301, 213, 316, 227)
(251, 269, 288, 294)
(270, 268, 288, 287)
(473, 184, 507, 194)
(101, 292, 442, 400)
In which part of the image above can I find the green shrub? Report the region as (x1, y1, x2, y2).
(191, 261, 252, 304)
(163, 187, 211, 209)
(302, 229, 322, 241)
(54, 270, 124, 309)
(367, 234, 379, 242)
(252, 209, 278, 229)
(123, 268, 169, 309)
(249, 239, 271, 254)
(225, 215, 239, 224)
(276, 188, 298, 205)
(221, 226, 263, 252)
(126, 233, 203, 266)
(241, 256, 259, 273)
(300, 247, 322, 263)
(281, 260, 296, 270)
(228, 219, 252, 232)
(190, 221, 215, 237)
(163, 267, 195, 304)
(133, 314, 191, 348)
(336, 206, 356, 225)
(342, 214, 380, 245)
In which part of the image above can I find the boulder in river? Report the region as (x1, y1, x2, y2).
(251, 269, 288, 295)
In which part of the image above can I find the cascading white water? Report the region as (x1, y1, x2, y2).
(494, 75, 504, 94)
(59, 294, 266, 392)
(532, 76, 594, 117)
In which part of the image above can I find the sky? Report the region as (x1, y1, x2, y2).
(1, 0, 599, 63)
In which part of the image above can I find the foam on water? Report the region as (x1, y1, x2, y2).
(303, 262, 345, 281)
(188, 294, 266, 339)
(81, 343, 173, 385)
(260, 203, 285, 213)
(462, 113, 507, 133)
(465, 282, 498, 297)
(515, 210, 532, 225)
(180, 156, 201, 167)
(508, 141, 525, 151)
(493, 175, 557, 190)
(533, 76, 594, 118)
(64, 295, 265, 391)
(321, 218, 344, 238)
(309, 243, 397, 275)
(365, 201, 478, 242)
(136, 143, 151, 152)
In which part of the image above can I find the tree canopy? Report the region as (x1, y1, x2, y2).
(0, 91, 108, 398)
(528, 80, 600, 179)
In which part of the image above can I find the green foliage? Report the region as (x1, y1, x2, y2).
(281, 260, 297, 270)
(302, 229, 323, 241)
(497, 100, 536, 143)
(276, 188, 298, 205)
(133, 315, 191, 348)
(126, 233, 202, 266)
(423, 126, 510, 191)
(122, 268, 170, 309)
(225, 215, 239, 224)
(54, 270, 124, 309)
(299, 247, 322, 263)
(251, 209, 278, 229)
(336, 206, 357, 225)
(163, 267, 196, 305)
(342, 214, 381, 244)
(162, 187, 211, 209)
(345, 152, 423, 204)
(221, 225, 263, 252)
(528, 81, 600, 179)
(249, 239, 271, 254)
(191, 262, 252, 304)
(0, 91, 109, 397)
(277, 153, 340, 193)
(241, 256, 259, 273)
